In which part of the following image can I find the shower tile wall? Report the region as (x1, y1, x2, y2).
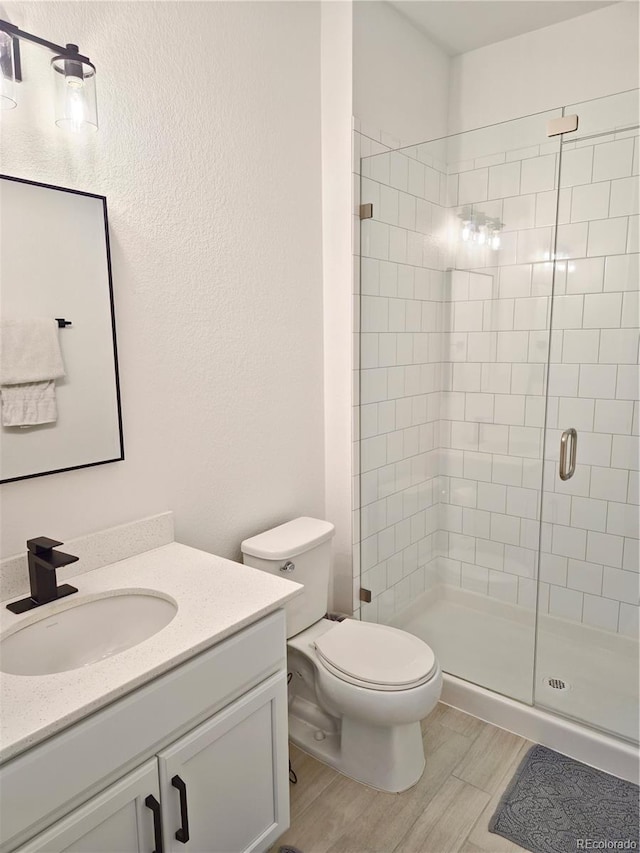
(356, 125, 448, 623)
(357, 118, 639, 637)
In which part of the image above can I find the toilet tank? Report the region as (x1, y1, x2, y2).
(241, 517, 335, 638)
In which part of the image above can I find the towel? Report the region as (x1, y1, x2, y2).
(0, 318, 65, 427)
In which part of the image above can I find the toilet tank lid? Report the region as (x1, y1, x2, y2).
(241, 517, 335, 560)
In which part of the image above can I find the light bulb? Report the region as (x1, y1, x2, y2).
(461, 223, 471, 241)
(491, 232, 501, 250)
(0, 30, 17, 110)
(477, 227, 487, 246)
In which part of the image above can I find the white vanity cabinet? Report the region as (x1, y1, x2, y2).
(1, 611, 290, 853)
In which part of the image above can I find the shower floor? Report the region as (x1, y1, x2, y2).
(390, 586, 639, 744)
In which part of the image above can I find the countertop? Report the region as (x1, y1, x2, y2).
(0, 542, 301, 764)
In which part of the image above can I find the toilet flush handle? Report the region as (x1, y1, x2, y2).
(280, 561, 295, 573)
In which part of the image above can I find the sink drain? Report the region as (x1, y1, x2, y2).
(546, 676, 569, 690)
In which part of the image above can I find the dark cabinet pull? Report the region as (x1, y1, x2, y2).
(171, 774, 190, 843)
(144, 794, 164, 853)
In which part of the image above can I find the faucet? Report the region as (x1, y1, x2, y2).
(6, 537, 79, 614)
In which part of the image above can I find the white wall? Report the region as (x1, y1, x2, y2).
(353, 0, 450, 145)
(448, 2, 640, 134)
(0, 1, 325, 560)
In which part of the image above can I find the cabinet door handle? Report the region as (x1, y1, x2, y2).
(144, 794, 164, 853)
(171, 774, 190, 844)
(559, 428, 578, 481)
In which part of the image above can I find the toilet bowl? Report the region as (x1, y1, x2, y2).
(241, 517, 443, 792)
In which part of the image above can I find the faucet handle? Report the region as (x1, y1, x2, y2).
(27, 537, 64, 555)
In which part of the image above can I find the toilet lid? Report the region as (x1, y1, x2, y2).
(314, 620, 436, 688)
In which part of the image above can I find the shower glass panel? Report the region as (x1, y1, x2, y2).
(359, 109, 562, 704)
(535, 90, 639, 743)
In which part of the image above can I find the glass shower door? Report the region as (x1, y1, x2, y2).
(358, 109, 562, 704)
(535, 91, 640, 742)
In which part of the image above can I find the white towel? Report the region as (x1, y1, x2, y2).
(0, 318, 65, 427)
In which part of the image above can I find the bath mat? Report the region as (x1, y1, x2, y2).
(489, 744, 639, 853)
(279, 848, 303, 853)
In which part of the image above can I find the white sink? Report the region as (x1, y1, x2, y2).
(1, 590, 178, 676)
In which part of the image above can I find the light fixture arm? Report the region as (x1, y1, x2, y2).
(0, 19, 93, 82)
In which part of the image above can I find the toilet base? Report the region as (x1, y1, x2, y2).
(288, 699, 426, 793)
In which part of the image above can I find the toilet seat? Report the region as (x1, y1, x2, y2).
(314, 620, 437, 692)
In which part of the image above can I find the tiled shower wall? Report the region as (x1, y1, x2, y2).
(354, 121, 447, 623)
(355, 117, 639, 637)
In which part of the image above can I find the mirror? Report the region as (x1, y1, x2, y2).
(0, 175, 123, 483)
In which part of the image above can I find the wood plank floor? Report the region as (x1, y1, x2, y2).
(272, 703, 531, 853)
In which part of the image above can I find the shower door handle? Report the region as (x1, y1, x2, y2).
(559, 428, 577, 481)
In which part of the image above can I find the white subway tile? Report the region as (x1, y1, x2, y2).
(389, 152, 409, 191)
(590, 465, 629, 502)
(477, 482, 506, 513)
(578, 365, 618, 400)
(458, 168, 489, 204)
(604, 253, 639, 292)
(452, 363, 482, 392)
(521, 154, 557, 195)
(506, 486, 539, 520)
(497, 332, 529, 363)
(552, 525, 587, 560)
(560, 147, 593, 188)
(488, 570, 518, 603)
(621, 291, 639, 328)
(487, 162, 521, 200)
(491, 512, 521, 545)
(549, 585, 583, 621)
(504, 545, 536, 577)
(465, 393, 494, 423)
(514, 296, 549, 331)
(565, 257, 605, 294)
(499, 265, 532, 298)
(462, 507, 491, 538)
(493, 455, 523, 486)
(562, 330, 599, 363)
(552, 295, 584, 329)
(599, 329, 639, 364)
(461, 562, 489, 595)
(583, 292, 622, 329)
(481, 363, 512, 394)
(612, 434, 639, 471)
(567, 560, 603, 595)
(504, 194, 536, 231)
(509, 425, 541, 459)
(542, 492, 571, 526)
(534, 191, 557, 228)
(532, 262, 556, 296)
(623, 537, 639, 571)
(571, 181, 610, 222)
(529, 329, 553, 363)
(540, 552, 568, 585)
(556, 222, 588, 259)
(626, 215, 639, 252)
(483, 298, 515, 331)
(593, 138, 635, 181)
(579, 432, 612, 467)
(476, 539, 504, 570)
(512, 363, 545, 396)
(571, 496, 608, 532)
(454, 301, 484, 332)
(587, 217, 629, 257)
(582, 594, 619, 631)
(478, 423, 509, 454)
(616, 366, 640, 401)
(618, 603, 640, 638)
(451, 421, 479, 450)
(610, 176, 639, 217)
(494, 394, 525, 426)
(603, 566, 639, 603)
(594, 399, 634, 434)
(517, 228, 553, 265)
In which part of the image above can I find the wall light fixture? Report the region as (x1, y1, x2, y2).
(457, 207, 503, 251)
(0, 20, 97, 132)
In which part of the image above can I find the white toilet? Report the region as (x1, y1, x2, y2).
(241, 516, 442, 793)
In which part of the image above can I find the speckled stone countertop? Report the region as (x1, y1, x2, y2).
(0, 542, 301, 764)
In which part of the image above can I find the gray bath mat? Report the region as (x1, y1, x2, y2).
(489, 744, 639, 853)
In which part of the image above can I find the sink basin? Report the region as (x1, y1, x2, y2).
(1, 590, 178, 676)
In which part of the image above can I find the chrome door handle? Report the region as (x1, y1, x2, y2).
(559, 428, 577, 481)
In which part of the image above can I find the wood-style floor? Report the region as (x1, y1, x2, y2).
(273, 703, 531, 853)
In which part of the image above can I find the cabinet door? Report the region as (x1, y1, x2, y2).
(16, 761, 161, 853)
(158, 672, 289, 853)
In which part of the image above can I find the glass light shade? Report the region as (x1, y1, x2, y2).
(51, 51, 97, 132)
(0, 31, 17, 110)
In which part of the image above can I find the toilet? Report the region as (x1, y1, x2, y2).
(241, 516, 442, 793)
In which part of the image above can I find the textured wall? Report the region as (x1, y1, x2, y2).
(0, 1, 325, 559)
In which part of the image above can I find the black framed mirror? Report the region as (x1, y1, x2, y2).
(0, 175, 124, 483)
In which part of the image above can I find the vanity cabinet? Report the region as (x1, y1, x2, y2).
(1, 611, 290, 853)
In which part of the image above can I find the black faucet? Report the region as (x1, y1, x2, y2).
(6, 537, 79, 614)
